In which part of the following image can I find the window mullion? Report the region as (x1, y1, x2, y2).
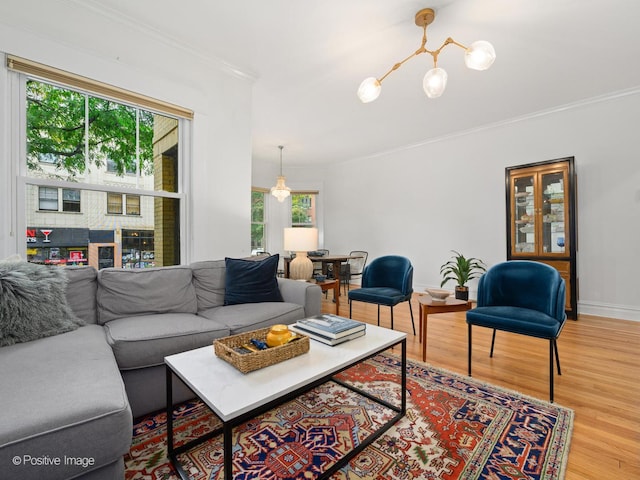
(84, 93, 89, 166)
(135, 108, 140, 188)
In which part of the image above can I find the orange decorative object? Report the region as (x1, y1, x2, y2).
(266, 324, 293, 348)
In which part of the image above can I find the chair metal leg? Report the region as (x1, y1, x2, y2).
(553, 339, 562, 375)
(549, 339, 554, 403)
(490, 329, 497, 357)
(377, 305, 380, 326)
(390, 306, 394, 330)
(408, 300, 416, 335)
(468, 324, 472, 376)
(349, 299, 353, 319)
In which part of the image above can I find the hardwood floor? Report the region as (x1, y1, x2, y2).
(322, 290, 640, 480)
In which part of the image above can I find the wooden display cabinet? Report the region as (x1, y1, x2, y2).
(505, 157, 577, 319)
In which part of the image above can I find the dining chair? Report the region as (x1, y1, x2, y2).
(339, 250, 368, 295)
(312, 249, 329, 277)
(348, 255, 416, 335)
(466, 260, 567, 402)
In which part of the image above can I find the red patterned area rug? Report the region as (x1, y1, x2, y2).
(125, 354, 573, 479)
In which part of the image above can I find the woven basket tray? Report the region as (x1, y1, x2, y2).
(213, 327, 309, 374)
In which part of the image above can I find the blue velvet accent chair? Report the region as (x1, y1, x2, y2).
(348, 255, 415, 335)
(466, 260, 567, 402)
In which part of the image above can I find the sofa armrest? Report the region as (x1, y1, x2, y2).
(277, 278, 322, 317)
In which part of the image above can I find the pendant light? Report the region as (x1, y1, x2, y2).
(270, 145, 291, 202)
(357, 7, 496, 102)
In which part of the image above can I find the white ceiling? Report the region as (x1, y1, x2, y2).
(3, 0, 640, 167)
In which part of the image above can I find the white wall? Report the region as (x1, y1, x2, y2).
(3, 12, 635, 320)
(274, 91, 640, 321)
(0, 22, 254, 262)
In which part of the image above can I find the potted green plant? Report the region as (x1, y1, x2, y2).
(440, 250, 487, 301)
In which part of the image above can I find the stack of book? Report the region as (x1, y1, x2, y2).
(290, 314, 366, 346)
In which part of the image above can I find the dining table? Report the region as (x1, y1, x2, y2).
(282, 254, 363, 282)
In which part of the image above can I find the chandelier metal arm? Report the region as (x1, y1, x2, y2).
(379, 48, 426, 83)
(378, 24, 429, 83)
(377, 24, 470, 82)
(425, 37, 469, 67)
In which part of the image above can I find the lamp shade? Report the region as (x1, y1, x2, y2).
(284, 227, 318, 252)
(423, 67, 448, 98)
(464, 41, 496, 70)
(357, 77, 382, 103)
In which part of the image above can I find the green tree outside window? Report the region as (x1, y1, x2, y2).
(291, 193, 315, 226)
(26, 80, 153, 178)
(251, 190, 265, 251)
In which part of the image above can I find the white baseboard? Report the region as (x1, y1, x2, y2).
(578, 301, 640, 322)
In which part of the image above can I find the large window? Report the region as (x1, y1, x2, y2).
(291, 193, 317, 227)
(251, 189, 266, 253)
(10, 55, 192, 269)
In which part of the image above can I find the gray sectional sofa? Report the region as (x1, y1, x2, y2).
(0, 258, 321, 480)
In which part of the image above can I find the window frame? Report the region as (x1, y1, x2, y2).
(10, 61, 191, 263)
(251, 188, 267, 253)
(62, 188, 81, 212)
(291, 192, 318, 228)
(38, 186, 59, 211)
(107, 192, 124, 215)
(106, 158, 136, 175)
(125, 194, 140, 216)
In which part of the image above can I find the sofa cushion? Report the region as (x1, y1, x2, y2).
(191, 259, 226, 310)
(0, 325, 131, 480)
(103, 313, 230, 369)
(224, 255, 283, 306)
(0, 259, 84, 346)
(64, 265, 98, 324)
(198, 302, 305, 334)
(97, 265, 198, 324)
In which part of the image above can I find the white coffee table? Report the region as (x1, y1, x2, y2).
(165, 323, 407, 480)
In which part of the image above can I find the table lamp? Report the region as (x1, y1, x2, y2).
(284, 227, 318, 280)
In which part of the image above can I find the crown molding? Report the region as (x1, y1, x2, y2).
(349, 86, 640, 164)
(70, 0, 257, 82)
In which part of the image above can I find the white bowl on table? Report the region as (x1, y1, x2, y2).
(425, 288, 450, 302)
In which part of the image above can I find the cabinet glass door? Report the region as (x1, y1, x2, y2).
(541, 170, 567, 255)
(506, 157, 576, 318)
(512, 174, 536, 254)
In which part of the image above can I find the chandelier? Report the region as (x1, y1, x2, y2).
(357, 7, 496, 102)
(270, 145, 291, 202)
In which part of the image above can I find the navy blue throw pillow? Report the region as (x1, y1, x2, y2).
(224, 254, 283, 305)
